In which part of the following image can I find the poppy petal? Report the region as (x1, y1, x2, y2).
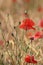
(19, 18, 35, 30)
(38, 19, 43, 28)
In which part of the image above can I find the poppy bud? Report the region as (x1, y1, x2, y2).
(24, 10, 28, 15)
(11, 33, 14, 37)
(0, 22, 1, 25)
(19, 21, 21, 25)
(7, 41, 9, 43)
(30, 37, 34, 41)
(1, 54, 3, 58)
(25, 55, 37, 64)
(14, 26, 16, 29)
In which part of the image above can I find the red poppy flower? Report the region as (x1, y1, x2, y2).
(25, 55, 31, 63)
(31, 56, 37, 63)
(37, 7, 43, 12)
(31, 59, 37, 64)
(19, 18, 35, 30)
(34, 31, 43, 39)
(38, 19, 43, 28)
(25, 55, 37, 64)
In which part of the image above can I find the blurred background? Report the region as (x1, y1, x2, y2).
(0, 0, 43, 65)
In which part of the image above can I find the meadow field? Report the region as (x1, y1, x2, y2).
(0, 0, 43, 65)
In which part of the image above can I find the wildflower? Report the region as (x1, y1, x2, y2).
(38, 19, 43, 28)
(19, 18, 35, 30)
(31, 56, 37, 63)
(25, 55, 31, 63)
(34, 31, 43, 39)
(25, 55, 37, 64)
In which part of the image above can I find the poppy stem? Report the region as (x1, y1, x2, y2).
(30, 40, 33, 55)
(30, 40, 33, 65)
